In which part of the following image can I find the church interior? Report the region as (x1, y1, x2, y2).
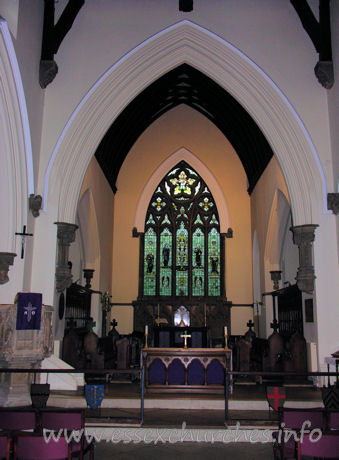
(0, 0, 338, 458)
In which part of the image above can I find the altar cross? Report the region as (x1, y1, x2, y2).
(15, 225, 33, 259)
(180, 331, 191, 349)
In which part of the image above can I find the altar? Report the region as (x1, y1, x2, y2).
(133, 302, 231, 346)
(142, 347, 231, 394)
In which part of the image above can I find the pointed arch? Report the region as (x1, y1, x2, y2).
(264, 189, 291, 272)
(45, 19, 326, 228)
(252, 230, 261, 303)
(0, 19, 34, 253)
(134, 147, 230, 233)
(140, 159, 223, 299)
(77, 188, 101, 268)
(76, 188, 102, 334)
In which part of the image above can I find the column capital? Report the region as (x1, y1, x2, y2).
(55, 222, 78, 245)
(291, 224, 318, 246)
(0, 252, 16, 285)
(290, 224, 318, 294)
(54, 222, 78, 292)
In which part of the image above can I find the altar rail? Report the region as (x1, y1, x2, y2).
(0, 368, 338, 425)
(142, 347, 231, 394)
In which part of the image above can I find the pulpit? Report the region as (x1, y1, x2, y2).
(0, 300, 53, 406)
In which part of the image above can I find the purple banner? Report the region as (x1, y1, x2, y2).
(16, 292, 42, 330)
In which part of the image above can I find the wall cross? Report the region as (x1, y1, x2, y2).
(15, 225, 33, 259)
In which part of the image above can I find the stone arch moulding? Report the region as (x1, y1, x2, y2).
(0, 19, 34, 254)
(44, 20, 326, 227)
(78, 188, 101, 267)
(252, 230, 261, 302)
(264, 188, 291, 271)
(133, 147, 231, 233)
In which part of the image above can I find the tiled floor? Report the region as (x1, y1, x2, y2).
(94, 440, 275, 459)
(52, 380, 320, 459)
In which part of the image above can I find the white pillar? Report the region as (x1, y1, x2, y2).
(313, 213, 339, 369)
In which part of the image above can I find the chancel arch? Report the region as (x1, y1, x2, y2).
(46, 20, 324, 228)
(39, 19, 334, 361)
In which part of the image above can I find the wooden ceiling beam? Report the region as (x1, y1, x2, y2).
(291, 0, 333, 88)
(179, 0, 193, 12)
(39, 0, 84, 88)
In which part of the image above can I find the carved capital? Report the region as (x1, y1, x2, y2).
(54, 222, 78, 292)
(29, 194, 42, 218)
(290, 224, 318, 294)
(327, 193, 339, 215)
(291, 224, 318, 248)
(39, 60, 58, 89)
(314, 61, 334, 89)
(0, 252, 16, 285)
(55, 222, 78, 245)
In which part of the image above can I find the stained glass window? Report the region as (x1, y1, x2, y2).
(192, 228, 204, 296)
(142, 161, 222, 298)
(208, 228, 220, 296)
(160, 228, 172, 296)
(144, 227, 157, 295)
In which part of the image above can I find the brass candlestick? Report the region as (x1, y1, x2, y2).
(144, 325, 149, 349)
(224, 326, 229, 350)
(224, 333, 229, 350)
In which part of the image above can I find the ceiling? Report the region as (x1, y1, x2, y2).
(94, 64, 274, 195)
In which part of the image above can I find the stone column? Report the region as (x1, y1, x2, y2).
(0, 252, 16, 284)
(54, 222, 78, 292)
(0, 304, 53, 406)
(291, 224, 318, 294)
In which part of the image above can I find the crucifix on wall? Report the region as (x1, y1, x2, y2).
(15, 225, 33, 259)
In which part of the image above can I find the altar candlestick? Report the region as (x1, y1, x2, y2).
(204, 304, 207, 327)
(157, 304, 160, 319)
(224, 326, 229, 350)
(145, 325, 148, 349)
